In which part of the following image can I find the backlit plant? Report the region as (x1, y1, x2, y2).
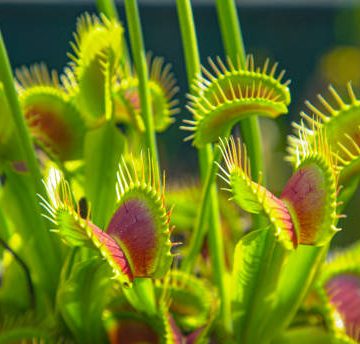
(0, 0, 359, 343)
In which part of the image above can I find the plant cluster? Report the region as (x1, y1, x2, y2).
(0, 0, 359, 343)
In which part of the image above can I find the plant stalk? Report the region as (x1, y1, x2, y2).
(123, 0, 160, 314)
(215, 0, 264, 183)
(0, 33, 45, 200)
(0, 32, 61, 295)
(262, 245, 326, 342)
(96, 0, 119, 20)
(124, 0, 159, 180)
(181, 147, 221, 271)
(176, 0, 231, 333)
(241, 233, 289, 344)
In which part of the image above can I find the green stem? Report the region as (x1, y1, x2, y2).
(176, 0, 231, 334)
(176, 0, 208, 178)
(124, 0, 159, 179)
(262, 245, 326, 342)
(96, 0, 119, 20)
(0, 33, 45, 198)
(181, 147, 221, 271)
(215, 0, 246, 67)
(243, 234, 288, 344)
(215, 0, 264, 183)
(0, 32, 61, 294)
(123, 0, 159, 314)
(176, 0, 200, 85)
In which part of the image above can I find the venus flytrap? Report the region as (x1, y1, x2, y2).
(41, 155, 174, 286)
(287, 83, 360, 203)
(156, 271, 219, 343)
(265, 84, 360, 343)
(15, 64, 86, 162)
(66, 13, 124, 125)
(215, 0, 264, 184)
(125, 0, 160, 178)
(114, 55, 180, 132)
(182, 56, 291, 147)
(218, 136, 296, 249)
(0, 0, 359, 342)
(176, 0, 231, 336)
(177, 1, 291, 335)
(282, 126, 340, 244)
(220, 126, 341, 343)
(312, 242, 360, 343)
(179, 56, 292, 338)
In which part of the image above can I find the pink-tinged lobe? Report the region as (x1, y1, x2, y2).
(266, 190, 298, 247)
(108, 319, 159, 344)
(281, 164, 327, 245)
(107, 199, 156, 277)
(26, 107, 74, 160)
(90, 223, 133, 281)
(326, 274, 360, 342)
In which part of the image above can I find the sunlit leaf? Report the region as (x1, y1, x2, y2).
(232, 228, 286, 343)
(287, 83, 360, 187)
(57, 259, 112, 343)
(218, 136, 296, 248)
(16, 63, 86, 161)
(84, 122, 126, 228)
(182, 55, 291, 146)
(107, 153, 173, 279)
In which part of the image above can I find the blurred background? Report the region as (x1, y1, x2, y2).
(0, 0, 359, 246)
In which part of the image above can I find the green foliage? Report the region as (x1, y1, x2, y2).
(182, 55, 291, 147)
(57, 259, 112, 343)
(84, 122, 126, 228)
(0, 0, 359, 343)
(232, 228, 288, 343)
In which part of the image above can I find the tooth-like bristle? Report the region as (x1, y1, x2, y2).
(184, 54, 290, 145)
(328, 85, 346, 108)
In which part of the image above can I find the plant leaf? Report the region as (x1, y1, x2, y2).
(273, 327, 340, 344)
(287, 83, 360, 187)
(218, 136, 296, 248)
(231, 228, 287, 343)
(182, 55, 291, 147)
(316, 242, 360, 343)
(85, 121, 126, 228)
(57, 258, 112, 343)
(282, 126, 340, 245)
(155, 270, 218, 331)
(16, 63, 86, 161)
(114, 55, 179, 132)
(67, 13, 124, 123)
(107, 153, 173, 279)
(0, 83, 21, 161)
(0, 328, 49, 343)
(41, 167, 134, 286)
